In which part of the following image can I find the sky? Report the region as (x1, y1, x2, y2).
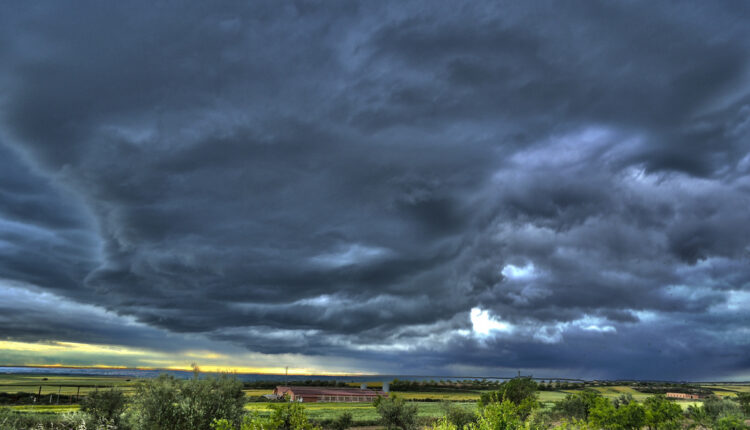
(0, 1, 749, 381)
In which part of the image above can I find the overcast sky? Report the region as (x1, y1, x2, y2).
(1, 1, 749, 380)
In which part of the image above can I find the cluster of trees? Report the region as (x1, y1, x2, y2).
(243, 380, 348, 389)
(391, 378, 504, 392)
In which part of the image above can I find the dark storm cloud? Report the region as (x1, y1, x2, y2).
(1, 0, 749, 378)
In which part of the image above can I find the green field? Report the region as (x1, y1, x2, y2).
(2, 374, 750, 424)
(0, 374, 137, 396)
(244, 401, 476, 423)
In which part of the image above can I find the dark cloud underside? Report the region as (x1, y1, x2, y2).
(0, 0, 749, 379)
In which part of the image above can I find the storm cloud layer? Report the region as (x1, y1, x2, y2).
(1, 1, 750, 379)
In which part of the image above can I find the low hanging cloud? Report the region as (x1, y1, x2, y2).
(0, 0, 749, 380)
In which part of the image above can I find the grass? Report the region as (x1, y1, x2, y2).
(0, 374, 137, 396)
(7, 405, 80, 413)
(244, 401, 477, 423)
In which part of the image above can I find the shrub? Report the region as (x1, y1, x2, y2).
(330, 411, 353, 430)
(553, 390, 603, 420)
(80, 388, 127, 425)
(127, 371, 245, 430)
(374, 395, 420, 430)
(474, 400, 523, 430)
(441, 401, 476, 429)
(715, 413, 750, 430)
(643, 395, 682, 430)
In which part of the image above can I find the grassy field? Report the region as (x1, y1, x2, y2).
(0, 374, 136, 396)
(245, 401, 476, 423)
(2, 374, 750, 423)
(6, 405, 80, 413)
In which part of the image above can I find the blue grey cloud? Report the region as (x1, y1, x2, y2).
(0, 0, 749, 379)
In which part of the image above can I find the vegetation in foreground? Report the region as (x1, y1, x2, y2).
(1, 374, 750, 430)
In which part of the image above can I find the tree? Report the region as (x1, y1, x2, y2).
(715, 414, 750, 430)
(588, 397, 645, 430)
(643, 395, 683, 430)
(553, 390, 603, 420)
(480, 378, 538, 407)
(331, 411, 353, 430)
(374, 395, 419, 430)
(479, 377, 539, 419)
(703, 395, 743, 422)
(127, 371, 246, 430)
(474, 400, 523, 430)
(735, 392, 750, 416)
(441, 401, 476, 429)
(80, 387, 127, 426)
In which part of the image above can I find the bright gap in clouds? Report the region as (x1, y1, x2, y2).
(501, 263, 536, 280)
(470, 308, 512, 337)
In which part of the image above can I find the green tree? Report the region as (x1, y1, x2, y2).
(80, 387, 127, 426)
(480, 378, 539, 408)
(127, 371, 246, 430)
(128, 374, 183, 430)
(702, 396, 743, 422)
(588, 397, 645, 430)
(479, 377, 539, 419)
(735, 393, 750, 416)
(553, 390, 603, 420)
(442, 401, 476, 429)
(643, 395, 682, 430)
(331, 411, 353, 430)
(374, 395, 420, 430)
(715, 414, 750, 430)
(474, 400, 523, 430)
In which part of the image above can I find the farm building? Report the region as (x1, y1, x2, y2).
(272, 386, 389, 403)
(665, 392, 706, 400)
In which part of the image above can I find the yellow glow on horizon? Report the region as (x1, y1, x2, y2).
(0, 340, 365, 376)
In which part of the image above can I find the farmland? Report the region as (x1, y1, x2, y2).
(2, 373, 750, 427)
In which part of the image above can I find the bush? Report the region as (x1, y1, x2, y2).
(553, 390, 603, 421)
(703, 396, 744, 422)
(214, 403, 320, 430)
(374, 395, 419, 430)
(127, 371, 245, 430)
(643, 395, 682, 430)
(440, 401, 476, 429)
(715, 413, 750, 430)
(474, 400, 523, 430)
(80, 388, 127, 425)
(330, 411, 353, 430)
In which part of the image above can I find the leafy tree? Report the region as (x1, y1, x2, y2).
(128, 374, 183, 430)
(616, 401, 646, 430)
(480, 378, 538, 408)
(553, 390, 603, 420)
(479, 377, 539, 419)
(441, 401, 476, 429)
(715, 414, 750, 430)
(643, 395, 682, 430)
(735, 393, 750, 416)
(127, 371, 246, 430)
(588, 397, 645, 430)
(474, 400, 523, 430)
(703, 396, 743, 422)
(80, 387, 127, 426)
(432, 417, 458, 430)
(331, 411, 353, 430)
(374, 395, 419, 430)
(686, 403, 712, 429)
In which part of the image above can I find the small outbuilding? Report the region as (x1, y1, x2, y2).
(273, 386, 388, 403)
